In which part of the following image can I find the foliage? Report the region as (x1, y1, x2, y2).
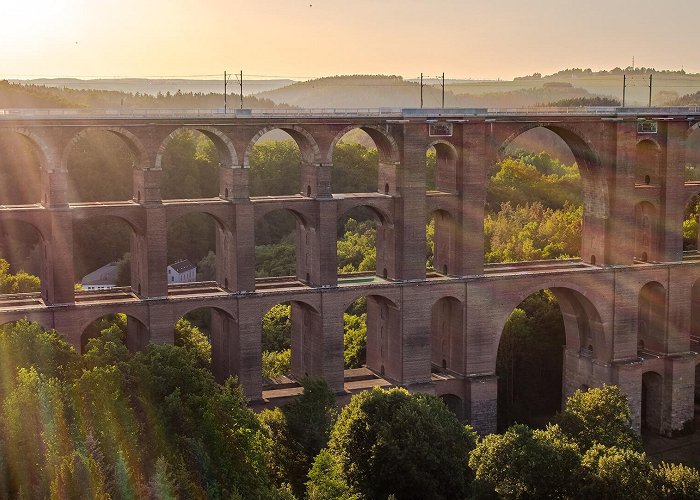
(654, 462, 700, 500)
(259, 379, 337, 496)
(337, 218, 377, 272)
(262, 349, 291, 379)
(262, 304, 292, 352)
(332, 141, 379, 193)
(580, 444, 654, 499)
(174, 318, 212, 368)
(485, 201, 582, 262)
(250, 140, 302, 197)
(0, 257, 41, 293)
(311, 387, 477, 500)
(469, 424, 583, 499)
(343, 312, 367, 369)
(556, 385, 642, 452)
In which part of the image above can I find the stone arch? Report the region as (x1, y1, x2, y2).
(641, 370, 664, 433)
(7, 127, 52, 172)
(431, 296, 465, 373)
(0, 217, 50, 300)
(339, 291, 401, 380)
(428, 208, 457, 276)
(61, 126, 149, 172)
(254, 205, 311, 228)
(325, 125, 400, 165)
(155, 126, 238, 170)
(496, 124, 607, 265)
(427, 139, 459, 193)
(492, 283, 607, 364)
(499, 124, 601, 170)
(79, 312, 150, 353)
(244, 125, 321, 167)
(439, 393, 464, 420)
(337, 204, 395, 280)
(173, 305, 239, 383)
(638, 281, 667, 353)
(635, 201, 659, 262)
(338, 202, 392, 227)
(0, 317, 54, 334)
(636, 138, 662, 186)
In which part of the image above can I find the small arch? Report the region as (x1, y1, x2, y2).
(427, 209, 457, 276)
(306, 185, 311, 197)
(635, 139, 662, 186)
(426, 140, 459, 193)
(641, 371, 664, 433)
(80, 313, 149, 354)
(383, 268, 388, 279)
(439, 394, 464, 420)
(644, 175, 651, 185)
(431, 296, 464, 373)
(244, 125, 321, 168)
(590, 255, 596, 265)
(384, 183, 390, 194)
(326, 125, 400, 165)
(638, 281, 667, 353)
(155, 126, 238, 170)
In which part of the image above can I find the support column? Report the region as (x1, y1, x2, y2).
(301, 163, 332, 198)
(133, 168, 167, 298)
(606, 121, 637, 265)
(660, 122, 686, 262)
(299, 199, 338, 287)
(392, 124, 427, 280)
(459, 124, 491, 276)
(660, 355, 696, 435)
(44, 168, 75, 305)
(465, 375, 498, 435)
(237, 300, 263, 401)
(400, 287, 432, 385)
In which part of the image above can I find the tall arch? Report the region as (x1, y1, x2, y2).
(431, 296, 464, 373)
(80, 312, 150, 353)
(636, 139, 662, 186)
(641, 371, 664, 433)
(638, 281, 667, 353)
(0, 218, 48, 300)
(426, 140, 458, 193)
(337, 204, 395, 280)
(0, 129, 46, 205)
(494, 285, 606, 428)
(635, 201, 659, 262)
(495, 124, 605, 265)
(255, 208, 309, 282)
(427, 209, 457, 276)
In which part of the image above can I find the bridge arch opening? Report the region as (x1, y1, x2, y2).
(691, 279, 700, 340)
(431, 296, 464, 373)
(80, 313, 149, 354)
(159, 129, 221, 200)
(686, 127, 700, 181)
(634, 201, 659, 262)
(330, 129, 381, 194)
(342, 293, 401, 381)
(638, 281, 666, 354)
(65, 129, 137, 203)
(683, 195, 700, 252)
(255, 209, 307, 281)
(328, 126, 398, 195)
(73, 215, 134, 293)
(641, 370, 664, 433)
(439, 394, 464, 421)
(427, 209, 457, 276)
(0, 219, 45, 298)
(490, 126, 590, 265)
(337, 205, 394, 281)
(173, 306, 238, 382)
(426, 141, 458, 193)
(261, 300, 321, 386)
(636, 139, 662, 186)
(167, 212, 230, 288)
(0, 130, 43, 205)
(248, 129, 310, 197)
(496, 287, 604, 430)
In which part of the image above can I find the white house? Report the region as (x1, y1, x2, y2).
(167, 259, 196, 283)
(81, 262, 119, 291)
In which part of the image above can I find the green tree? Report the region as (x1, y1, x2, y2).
(469, 423, 583, 499)
(311, 387, 477, 500)
(343, 312, 367, 368)
(580, 444, 654, 500)
(556, 385, 642, 452)
(654, 462, 700, 499)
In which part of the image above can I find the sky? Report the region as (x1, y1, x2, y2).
(2, 0, 700, 81)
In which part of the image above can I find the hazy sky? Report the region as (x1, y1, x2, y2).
(3, 0, 699, 80)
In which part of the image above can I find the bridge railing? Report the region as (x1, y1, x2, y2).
(1, 106, 699, 119)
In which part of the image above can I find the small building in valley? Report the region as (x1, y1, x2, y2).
(81, 262, 119, 291)
(167, 259, 196, 283)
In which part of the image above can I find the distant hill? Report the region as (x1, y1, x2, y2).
(0, 81, 291, 110)
(8, 78, 295, 97)
(253, 75, 608, 109)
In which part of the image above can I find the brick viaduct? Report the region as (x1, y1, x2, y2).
(0, 107, 699, 436)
